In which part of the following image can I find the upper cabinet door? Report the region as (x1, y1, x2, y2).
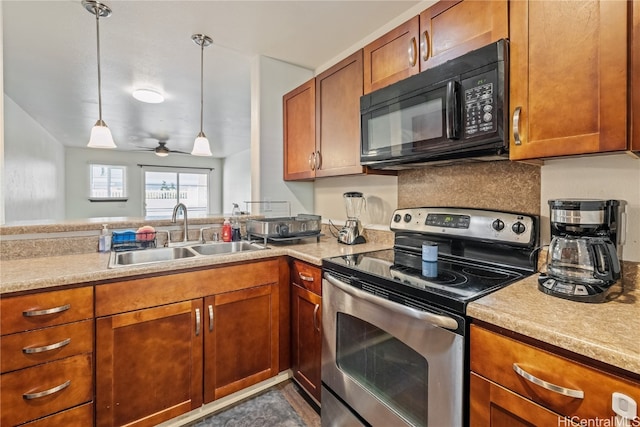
(419, 0, 508, 71)
(283, 79, 316, 181)
(509, 0, 627, 160)
(363, 16, 420, 94)
(632, 0, 639, 152)
(315, 50, 364, 178)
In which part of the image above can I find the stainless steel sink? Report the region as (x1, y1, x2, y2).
(108, 241, 267, 268)
(189, 241, 264, 256)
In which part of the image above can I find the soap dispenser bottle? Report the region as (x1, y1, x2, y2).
(99, 224, 111, 252)
(222, 218, 232, 242)
(231, 203, 241, 241)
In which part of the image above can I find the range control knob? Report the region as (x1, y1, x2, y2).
(393, 214, 402, 223)
(492, 219, 505, 231)
(512, 222, 526, 234)
(404, 213, 412, 223)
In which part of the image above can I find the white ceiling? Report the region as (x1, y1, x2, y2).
(3, 0, 420, 158)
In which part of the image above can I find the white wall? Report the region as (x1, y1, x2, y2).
(3, 96, 66, 222)
(0, 1, 4, 224)
(223, 148, 251, 214)
(540, 153, 640, 262)
(65, 147, 223, 219)
(314, 174, 398, 229)
(251, 55, 314, 216)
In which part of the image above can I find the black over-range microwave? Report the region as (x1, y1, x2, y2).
(360, 39, 509, 169)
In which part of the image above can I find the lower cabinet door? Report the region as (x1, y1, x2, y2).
(291, 284, 322, 402)
(96, 300, 203, 427)
(204, 283, 279, 403)
(470, 372, 566, 427)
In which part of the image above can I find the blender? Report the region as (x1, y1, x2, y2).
(338, 192, 366, 245)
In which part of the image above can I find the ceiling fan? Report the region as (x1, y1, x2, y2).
(137, 140, 190, 157)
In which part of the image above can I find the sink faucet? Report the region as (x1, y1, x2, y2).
(171, 203, 189, 242)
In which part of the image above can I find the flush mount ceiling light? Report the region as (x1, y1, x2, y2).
(83, 0, 116, 149)
(132, 88, 165, 104)
(191, 33, 213, 157)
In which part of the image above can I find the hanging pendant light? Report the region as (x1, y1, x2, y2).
(83, 0, 116, 149)
(191, 34, 213, 156)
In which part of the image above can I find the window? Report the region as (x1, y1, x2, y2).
(143, 168, 210, 218)
(89, 164, 127, 200)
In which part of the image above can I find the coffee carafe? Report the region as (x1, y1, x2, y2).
(338, 192, 366, 245)
(538, 199, 622, 303)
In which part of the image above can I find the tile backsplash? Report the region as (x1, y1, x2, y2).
(397, 160, 541, 215)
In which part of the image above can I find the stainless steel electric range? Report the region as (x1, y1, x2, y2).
(321, 207, 539, 427)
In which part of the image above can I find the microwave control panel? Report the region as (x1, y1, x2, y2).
(463, 70, 498, 138)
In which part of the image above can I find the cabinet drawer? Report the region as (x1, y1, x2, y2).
(21, 402, 94, 427)
(1, 287, 94, 335)
(1, 353, 93, 426)
(470, 325, 640, 420)
(291, 260, 322, 295)
(1, 319, 94, 373)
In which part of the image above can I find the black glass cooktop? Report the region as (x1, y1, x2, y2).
(323, 249, 527, 313)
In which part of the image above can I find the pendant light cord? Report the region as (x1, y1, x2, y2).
(200, 41, 204, 134)
(94, 9, 103, 122)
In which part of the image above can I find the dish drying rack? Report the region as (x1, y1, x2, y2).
(111, 230, 157, 252)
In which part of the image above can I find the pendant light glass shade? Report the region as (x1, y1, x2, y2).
(88, 120, 116, 149)
(191, 34, 213, 157)
(192, 132, 212, 156)
(83, 0, 116, 149)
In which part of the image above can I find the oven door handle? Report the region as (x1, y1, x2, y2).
(324, 273, 459, 331)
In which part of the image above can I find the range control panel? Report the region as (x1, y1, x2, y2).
(390, 207, 536, 247)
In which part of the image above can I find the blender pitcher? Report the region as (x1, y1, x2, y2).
(339, 192, 366, 245)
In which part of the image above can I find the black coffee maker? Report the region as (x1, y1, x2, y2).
(538, 199, 622, 303)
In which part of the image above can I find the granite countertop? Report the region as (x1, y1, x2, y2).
(0, 235, 392, 294)
(3, 235, 638, 378)
(468, 266, 640, 377)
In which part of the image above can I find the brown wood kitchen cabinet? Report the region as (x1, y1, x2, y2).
(470, 324, 640, 426)
(363, 0, 507, 94)
(631, 0, 640, 152)
(0, 287, 94, 427)
(419, 0, 507, 71)
(508, 0, 628, 160)
(204, 282, 280, 403)
(95, 259, 282, 427)
(284, 51, 365, 180)
(290, 260, 322, 403)
(283, 78, 316, 181)
(363, 16, 420, 94)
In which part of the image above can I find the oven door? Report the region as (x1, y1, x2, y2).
(322, 273, 464, 427)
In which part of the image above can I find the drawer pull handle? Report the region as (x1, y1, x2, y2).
(313, 304, 320, 332)
(23, 304, 70, 317)
(513, 363, 584, 399)
(195, 308, 201, 336)
(23, 338, 71, 354)
(408, 37, 418, 67)
(23, 380, 71, 400)
(513, 107, 522, 146)
(208, 304, 214, 332)
(298, 273, 314, 282)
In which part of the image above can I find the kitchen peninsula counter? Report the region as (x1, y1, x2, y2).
(468, 265, 640, 377)
(0, 234, 392, 295)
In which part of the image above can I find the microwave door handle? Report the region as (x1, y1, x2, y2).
(446, 80, 461, 140)
(324, 273, 459, 331)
